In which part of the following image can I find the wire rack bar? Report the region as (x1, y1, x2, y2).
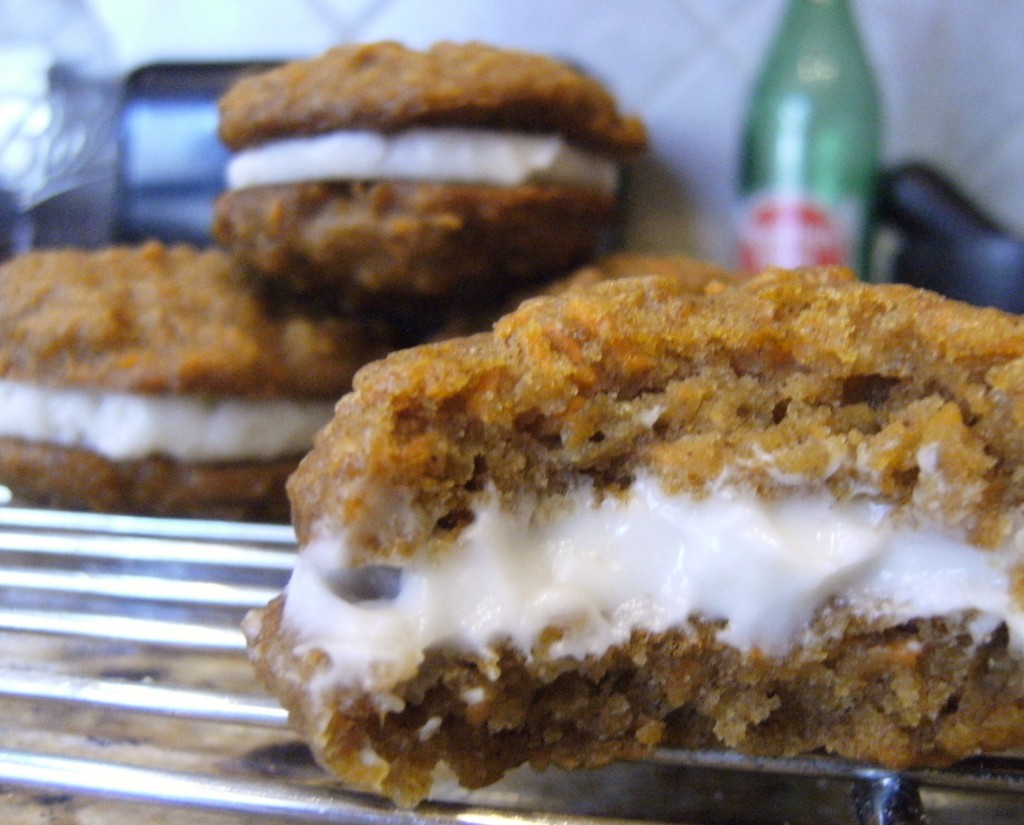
(0, 566, 280, 607)
(0, 667, 288, 727)
(0, 749, 683, 825)
(0, 608, 247, 650)
(0, 505, 297, 544)
(0, 527, 297, 570)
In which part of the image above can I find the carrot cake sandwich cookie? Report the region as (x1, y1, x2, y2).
(245, 266, 1024, 803)
(0, 242, 396, 521)
(213, 40, 647, 320)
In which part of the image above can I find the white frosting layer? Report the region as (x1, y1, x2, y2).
(226, 127, 619, 193)
(0, 379, 335, 461)
(282, 475, 1024, 696)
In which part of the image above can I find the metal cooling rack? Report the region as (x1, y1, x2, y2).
(2, 501, 1024, 825)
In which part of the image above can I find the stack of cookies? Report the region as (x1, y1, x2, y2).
(0, 41, 649, 521)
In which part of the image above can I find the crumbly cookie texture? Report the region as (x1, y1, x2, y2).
(249, 267, 1024, 803)
(218, 40, 647, 157)
(0, 241, 397, 397)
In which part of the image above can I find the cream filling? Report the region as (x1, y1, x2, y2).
(0, 379, 335, 462)
(226, 127, 619, 194)
(281, 475, 1024, 699)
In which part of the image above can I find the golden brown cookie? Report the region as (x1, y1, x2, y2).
(213, 41, 647, 318)
(218, 41, 646, 157)
(246, 267, 1024, 802)
(214, 180, 617, 319)
(0, 242, 397, 520)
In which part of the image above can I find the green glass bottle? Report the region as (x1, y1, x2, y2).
(737, 0, 882, 280)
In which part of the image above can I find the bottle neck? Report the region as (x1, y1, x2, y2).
(781, 0, 858, 26)
(758, 0, 874, 106)
(777, 0, 863, 50)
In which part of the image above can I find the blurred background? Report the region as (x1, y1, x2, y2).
(3, 0, 1023, 288)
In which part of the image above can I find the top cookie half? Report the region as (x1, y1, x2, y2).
(0, 242, 395, 398)
(219, 40, 647, 157)
(288, 266, 1024, 561)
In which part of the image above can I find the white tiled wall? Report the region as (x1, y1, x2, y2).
(86, 0, 1024, 269)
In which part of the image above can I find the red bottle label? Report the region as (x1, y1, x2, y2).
(738, 194, 854, 272)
